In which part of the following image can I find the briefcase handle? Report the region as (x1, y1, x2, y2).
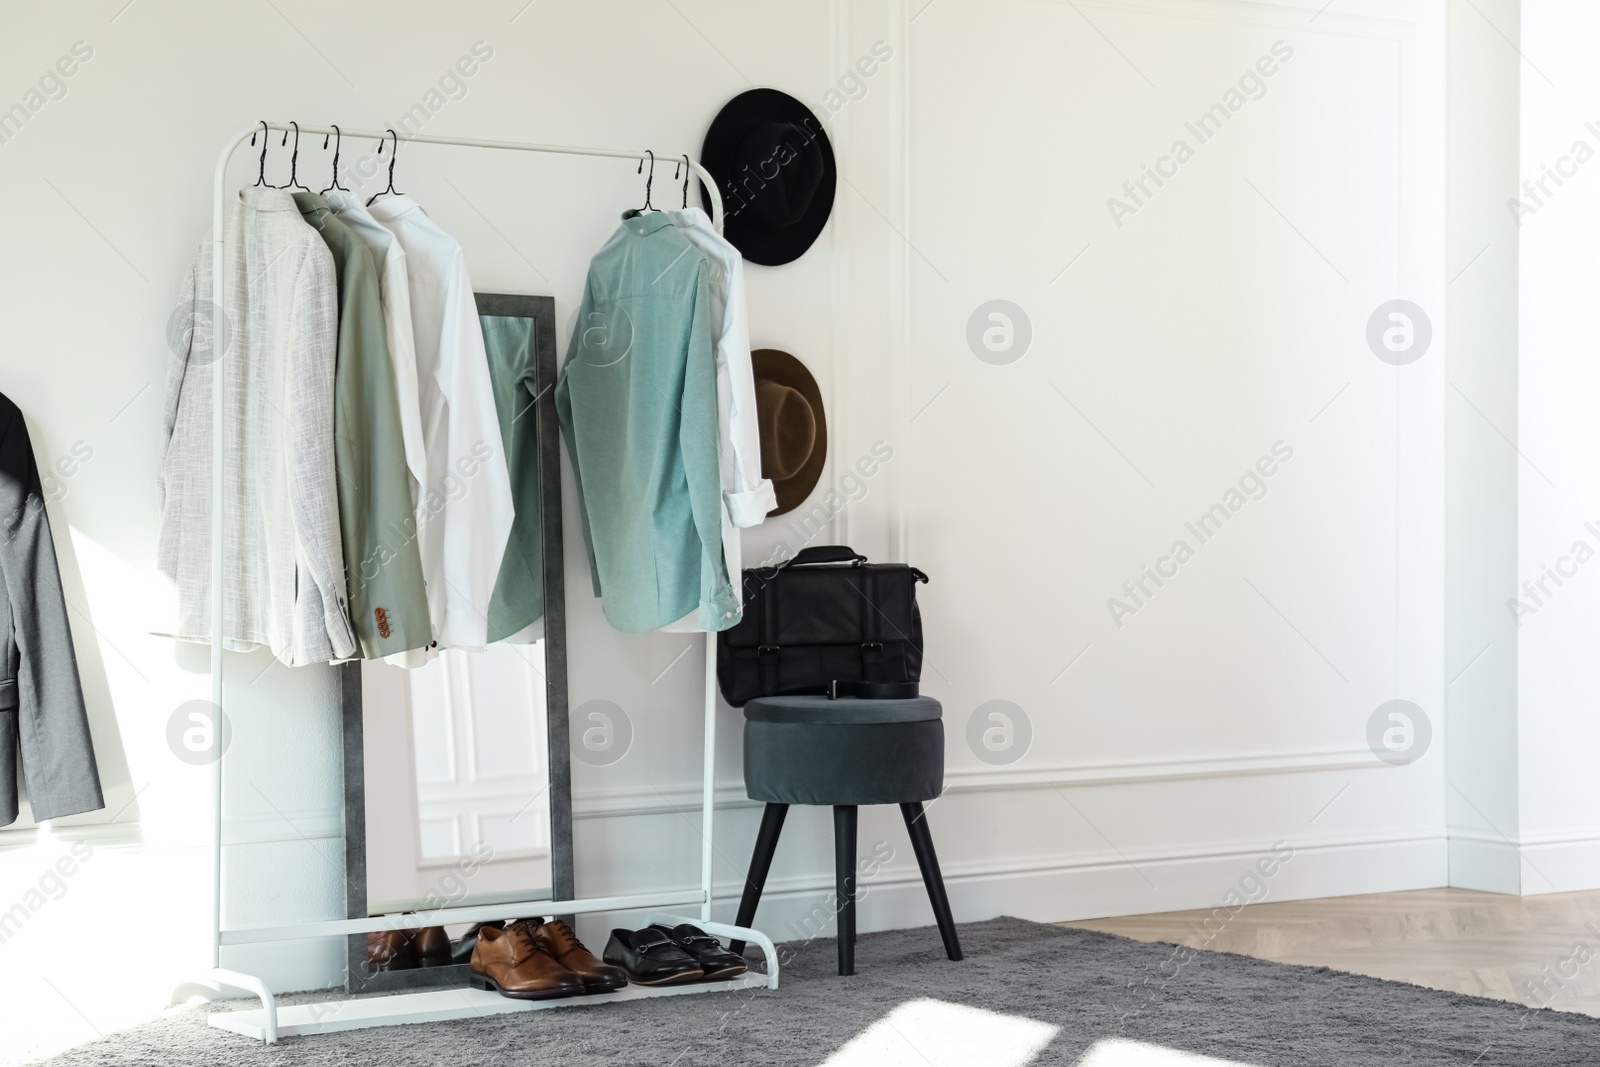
(785, 546, 868, 568)
(778, 545, 929, 584)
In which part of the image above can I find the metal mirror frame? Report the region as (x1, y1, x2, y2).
(340, 293, 571, 993)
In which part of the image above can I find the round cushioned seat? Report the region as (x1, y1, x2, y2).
(742, 694, 944, 806)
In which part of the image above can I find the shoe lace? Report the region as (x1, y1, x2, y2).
(536, 919, 582, 955)
(503, 920, 544, 963)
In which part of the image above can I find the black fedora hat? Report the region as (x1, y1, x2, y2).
(700, 88, 836, 267)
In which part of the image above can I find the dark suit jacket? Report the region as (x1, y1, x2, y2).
(0, 392, 102, 825)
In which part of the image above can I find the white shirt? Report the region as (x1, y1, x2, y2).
(369, 195, 513, 651)
(659, 208, 775, 632)
(324, 191, 428, 508)
(157, 187, 355, 665)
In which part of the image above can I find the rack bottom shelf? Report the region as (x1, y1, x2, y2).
(209, 972, 775, 1040)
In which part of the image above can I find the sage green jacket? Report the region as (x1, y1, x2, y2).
(293, 193, 432, 657)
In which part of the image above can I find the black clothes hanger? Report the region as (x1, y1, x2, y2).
(278, 121, 310, 192)
(367, 130, 403, 206)
(637, 150, 655, 213)
(251, 121, 270, 187)
(674, 155, 690, 209)
(320, 125, 348, 195)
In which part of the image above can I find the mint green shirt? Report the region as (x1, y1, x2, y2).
(556, 212, 735, 632)
(482, 314, 544, 640)
(293, 192, 432, 657)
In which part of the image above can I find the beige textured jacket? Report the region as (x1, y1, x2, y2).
(157, 186, 355, 666)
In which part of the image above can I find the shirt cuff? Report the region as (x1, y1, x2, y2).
(726, 481, 777, 528)
(694, 571, 743, 632)
(696, 600, 743, 632)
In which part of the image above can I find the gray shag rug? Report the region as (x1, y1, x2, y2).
(29, 917, 1600, 1065)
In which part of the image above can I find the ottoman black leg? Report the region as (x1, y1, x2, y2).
(730, 803, 788, 956)
(834, 805, 858, 976)
(901, 802, 963, 961)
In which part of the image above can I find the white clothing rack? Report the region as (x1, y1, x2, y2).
(187, 124, 777, 1042)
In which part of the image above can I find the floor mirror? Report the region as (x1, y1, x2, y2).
(340, 293, 571, 994)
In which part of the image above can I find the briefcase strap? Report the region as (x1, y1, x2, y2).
(828, 680, 920, 700)
(759, 581, 781, 696)
(859, 565, 879, 671)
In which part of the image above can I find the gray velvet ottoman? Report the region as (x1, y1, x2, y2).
(732, 694, 962, 975)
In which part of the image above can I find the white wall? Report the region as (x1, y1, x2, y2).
(1511, 0, 1600, 893)
(885, 0, 1448, 924)
(1445, 0, 1522, 892)
(0, 0, 1456, 1060)
(1435, 0, 1600, 897)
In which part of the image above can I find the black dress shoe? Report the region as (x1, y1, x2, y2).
(648, 923, 748, 981)
(602, 928, 704, 986)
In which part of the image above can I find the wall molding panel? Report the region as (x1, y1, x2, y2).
(573, 744, 1388, 820)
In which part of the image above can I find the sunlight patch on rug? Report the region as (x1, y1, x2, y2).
(1077, 1038, 1261, 1067)
(817, 997, 1058, 1066)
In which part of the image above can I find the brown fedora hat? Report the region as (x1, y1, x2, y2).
(752, 349, 825, 516)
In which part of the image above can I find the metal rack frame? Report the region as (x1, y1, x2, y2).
(184, 123, 777, 1043)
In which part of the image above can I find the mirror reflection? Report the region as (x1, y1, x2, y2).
(362, 644, 551, 913)
(346, 294, 568, 989)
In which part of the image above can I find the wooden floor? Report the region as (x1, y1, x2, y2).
(1060, 887, 1600, 1017)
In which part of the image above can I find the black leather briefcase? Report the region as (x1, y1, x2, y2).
(717, 546, 928, 707)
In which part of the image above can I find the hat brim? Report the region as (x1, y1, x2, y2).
(751, 349, 826, 516)
(700, 88, 836, 267)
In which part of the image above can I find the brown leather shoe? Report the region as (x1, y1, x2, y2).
(366, 930, 418, 971)
(470, 923, 585, 1000)
(415, 926, 451, 967)
(525, 919, 629, 993)
(452, 921, 505, 965)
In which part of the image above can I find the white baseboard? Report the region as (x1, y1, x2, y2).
(567, 829, 1449, 959)
(1445, 828, 1600, 895)
(1464, 829, 1600, 896)
(1449, 828, 1525, 894)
